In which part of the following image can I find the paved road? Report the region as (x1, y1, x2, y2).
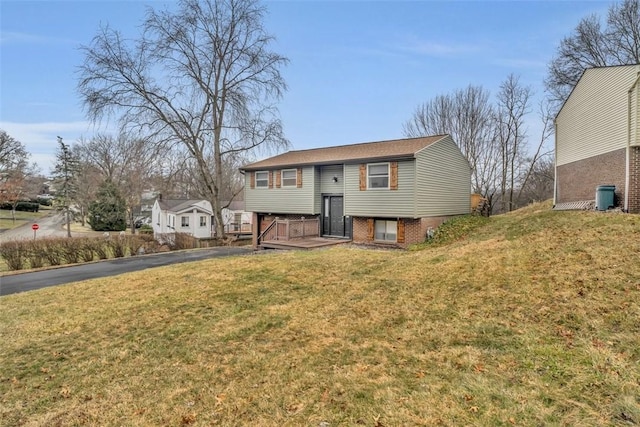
(0, 212, 73, 242)
(0, 246, 253, 296)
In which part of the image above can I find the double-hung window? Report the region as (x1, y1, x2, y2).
(199, 216, 207, 227)
(255, 171, 269, 188)
(374, 219, 397, 242)
(281, 169, 297, 187)
(181, 216, 189, 228)
(368, 163, 389, 189)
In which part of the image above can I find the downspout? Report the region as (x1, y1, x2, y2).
(553, 120, 558, 207)
(626, 70, 640, 212)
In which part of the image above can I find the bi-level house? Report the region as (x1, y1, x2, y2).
(555, 64, 640, 213)
(240, 135, 471, 249)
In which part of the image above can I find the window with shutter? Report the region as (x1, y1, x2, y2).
(255, 171, 268, 188)
(367, 163, 389, 189)
(282, 169, 296, 187)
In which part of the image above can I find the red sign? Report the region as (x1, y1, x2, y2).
(32, 224, 39, 231)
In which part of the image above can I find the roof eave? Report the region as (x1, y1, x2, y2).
(240, 154, 417, 171)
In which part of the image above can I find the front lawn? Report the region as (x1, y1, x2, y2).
(1, 202, 639, 426)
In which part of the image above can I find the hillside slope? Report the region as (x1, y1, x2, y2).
(2, 201, 639, 426)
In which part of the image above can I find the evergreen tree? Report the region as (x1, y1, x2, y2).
(88, 179, 127, 231)
(52, 136, 80, 237)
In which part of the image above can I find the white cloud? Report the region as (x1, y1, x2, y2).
(393, 37, 484, 57)
(0, 121, 93, 175)
(0, 31, 76, 46)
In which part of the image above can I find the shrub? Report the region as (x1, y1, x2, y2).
(126, 235, 145, 256)
(109, 235, 128, 258)
(78, 238, 97, 262)
(0, 240, 28, 270)
(173, 233, 197, 250)
(59, 238, 82, 264)
(43, 240, 65, 266)
(25, 240, 47, 269)
(139, 224, 153, 234)
(94, 239, 110, 260)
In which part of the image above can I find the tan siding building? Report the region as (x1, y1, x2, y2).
(555, 64, 640, 212)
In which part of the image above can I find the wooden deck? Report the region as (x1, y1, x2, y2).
(260, 237, 350, 250)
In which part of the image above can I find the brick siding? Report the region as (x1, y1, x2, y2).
(556, 148, 626, 207)
(353, 216, 455, 248)
(630, 147, 640, 214)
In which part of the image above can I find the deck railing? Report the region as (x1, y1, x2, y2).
(258, 217, 320, 244)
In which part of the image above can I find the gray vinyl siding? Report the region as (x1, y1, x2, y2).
(556, 65, 639, 166)
(415, 135, 471, 216)
(244, 166, 316, 214)
(313, 167, 321, 213)
(320, 165, 344, 194)
(344, 161, 416, 217)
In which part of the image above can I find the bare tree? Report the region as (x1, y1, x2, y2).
(75, 133, 162, 231)
(0, 130, 28, 173)
(403, 85, 500, 212)
(495, 74, 531, 212)
(546, 0, 640, 107)
(515, 100, 554, 206)
(78, 0, 289, 237)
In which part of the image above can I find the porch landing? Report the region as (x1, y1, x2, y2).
(260, 237, 350, 250)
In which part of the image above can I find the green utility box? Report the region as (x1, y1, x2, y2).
(595, 185, 615, 211)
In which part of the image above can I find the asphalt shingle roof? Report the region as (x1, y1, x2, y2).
(240, 135, 448, 171)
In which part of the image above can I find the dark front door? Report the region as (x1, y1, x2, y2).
(323, 196, 344, 237)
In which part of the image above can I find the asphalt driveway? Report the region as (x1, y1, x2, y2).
(0, 246, 253, 296)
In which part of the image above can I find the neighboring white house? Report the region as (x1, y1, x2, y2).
(222, 201, 253, 234)
(152, 198, 253, 239)
(152, 199, 214, 239)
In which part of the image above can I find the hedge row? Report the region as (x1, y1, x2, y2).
(0, 235, 160, 271)
(0, 202, 40, 212)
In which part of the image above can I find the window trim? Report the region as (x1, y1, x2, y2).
(281, 169, 297, 187)
(255, 171, 269, 188)
(367, 162, 390, 190)
(374, 219, 397, 242)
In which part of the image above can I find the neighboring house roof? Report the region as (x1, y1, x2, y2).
(156, 199, 212, 214)
(240, 135, 449, 171)
(227, 200, 245, 211)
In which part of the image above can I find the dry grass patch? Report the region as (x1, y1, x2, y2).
(2, 203, 640, 426)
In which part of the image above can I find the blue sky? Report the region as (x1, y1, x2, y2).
(0, 0, 610, 175)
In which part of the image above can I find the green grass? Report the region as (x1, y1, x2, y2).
(1, 201, 640, 426)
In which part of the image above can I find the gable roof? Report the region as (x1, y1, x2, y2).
(156, 199, 211, 214)
(240, 135, 449, 171)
